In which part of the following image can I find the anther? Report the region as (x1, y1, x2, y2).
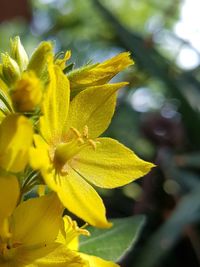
(70, 127, 81, 138)
(77, 137, 85, 145)
(83, 125, 89, 138)
(88, 139, 97, 150)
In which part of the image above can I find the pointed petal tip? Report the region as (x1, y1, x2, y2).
(145, 161, 156, 172)
(93, 220, 113, 229)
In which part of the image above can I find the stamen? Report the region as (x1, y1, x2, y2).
(88, 139, 97, 150)
(80, 223, 90, 236)
(64, 216, 90, 245)
(70, 127, 81, 138)
(77, 137, 84, 145)
(83, 125, 89, 138)
(54, 171, 63, 185)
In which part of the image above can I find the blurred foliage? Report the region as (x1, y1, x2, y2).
(1, 0, 200, 266)
(101, 0, 180, 32)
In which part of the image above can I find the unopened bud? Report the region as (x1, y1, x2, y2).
(28, 41, 53, 79)
(1, 53, 20, 86)
(10, 36, 29, 71)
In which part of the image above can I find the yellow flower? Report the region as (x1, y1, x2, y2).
(68, 52, 133, 97)
(53, 215, 119, 267)
(0, 114, 33, 173)
(11, 71, 43, 112)
(0, 176, 116, 267)
(30, 60, 154, 228)
(0, 175, 70, 267)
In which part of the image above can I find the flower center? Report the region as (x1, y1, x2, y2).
(53, 126, 98, 173)
(0, 239, 21, 262)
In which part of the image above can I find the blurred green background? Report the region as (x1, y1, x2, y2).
(1, 0, 200, 266)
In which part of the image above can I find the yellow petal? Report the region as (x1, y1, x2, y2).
(66, 83, 127, 139)
(29, 134, 50, 171)
(79, 253, 119, 267)
(0, 175, 19, 217)
(0, 175, 19, 238)
(0, 114, 33, 172)
(40, 64, 70, 143)
(48, 168, 111, 228)
(74, 137, 155, 188)
(31, 136, 58, 192)
(11, 193, 63, 246)
(32, 136, 59, 192)
(68, 236, 79, 251)
(41, 168, 59, 193)
(35, 246, 88, 267)
(15, 243, 60, 266)
(68, 52, 133, 96)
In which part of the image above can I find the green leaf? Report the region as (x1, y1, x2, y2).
(80, 215, 145, 262)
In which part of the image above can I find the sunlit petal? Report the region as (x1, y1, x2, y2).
(54, 169, 111, 228)
(66, 83, 127, 138)
(11, 193, 63, 246)
(0, 175, 19, 238)
(40, 64, 70, 143)
(68, 52, 133, 97)
(35, 246, 87, 267)
(0, 114, 33, 172)
(79, 253, 119, 267)
(74, 137, 155, 188)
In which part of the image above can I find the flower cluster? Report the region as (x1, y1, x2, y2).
(0, 37, 154, 266)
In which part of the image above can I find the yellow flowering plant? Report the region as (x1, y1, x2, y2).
(0, 36, 154, 266)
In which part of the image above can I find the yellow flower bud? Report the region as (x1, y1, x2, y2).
(10, 36, 29, 71)
(1, 53, 20, 86)
(27, 41, 53, 79)
(11, 71, 43, 112)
